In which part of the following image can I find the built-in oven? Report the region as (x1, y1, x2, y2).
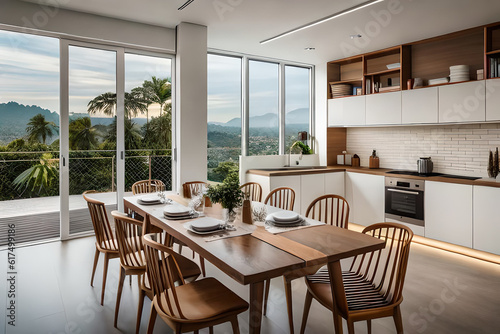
(385, 177, 425, 231)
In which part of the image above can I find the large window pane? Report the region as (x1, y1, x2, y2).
(248, 60, 279, 156)
(285, 66, 311, 152)
(207, 54, 242, 182)
(69, 45, 117, 234)
(0, 30, 60, 245)
(124, 53, 173, 191)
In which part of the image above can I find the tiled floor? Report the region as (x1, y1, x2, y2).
(1, 236, 499, 334)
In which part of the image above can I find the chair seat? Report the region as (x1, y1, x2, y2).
(307, 269, 390, 311)
(156, 277, 248, 321)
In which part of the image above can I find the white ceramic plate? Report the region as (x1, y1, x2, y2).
(140, 195, 160, 203)
(163, 205, 191, 216)
(191, 217, 222, 232)
(270, 211, 300, 222)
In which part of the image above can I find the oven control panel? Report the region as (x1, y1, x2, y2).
(385, 177, 425, 190)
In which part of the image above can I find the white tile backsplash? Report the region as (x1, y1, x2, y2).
(346, 123, 500, 177)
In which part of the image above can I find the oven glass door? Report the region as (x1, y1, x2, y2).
(385, 187, 424, 221)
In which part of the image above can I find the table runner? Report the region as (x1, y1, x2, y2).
(251, 226, 327, 265)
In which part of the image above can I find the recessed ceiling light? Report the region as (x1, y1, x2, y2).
(304, 47, 316, 51)
(260, 0, 384, 44)
(350, 34, 362, 39)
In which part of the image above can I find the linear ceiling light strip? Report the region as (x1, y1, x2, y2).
(178, 0, 195, 10)
(260, 0, 384, 44)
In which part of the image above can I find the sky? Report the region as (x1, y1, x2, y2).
(0, 29, 171, 119)
(0, 29, 309, 124)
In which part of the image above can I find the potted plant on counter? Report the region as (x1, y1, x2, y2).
(206, 173, 243, 224)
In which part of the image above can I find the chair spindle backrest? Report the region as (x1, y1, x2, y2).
(143, 233, 187, 319)
(349, 223, 413, 306)
(240, 182, 263, 202)
(132, 179, 166, 195)
(112, 211, 145, 269)
(305, 194, 349, 228)
(83, 192, 117, 251)
(182, 181, 207, 198)
(264, 187, 295, 211)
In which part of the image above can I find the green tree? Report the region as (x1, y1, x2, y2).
(25, 113, 58, 145)
(87, 92, 148, 119)
(69, 117, 98, 150)
(142, 109, 172, 149)
(105, 117, 142, 150)
(211, 160, 239, 182)
(141, 76, 171, 116)
(13, 152, 58, 196)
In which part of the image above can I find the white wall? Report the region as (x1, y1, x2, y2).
(0, 0, 175, 51)
(347, 123, 500, 177)
(175, 22, 208, 194)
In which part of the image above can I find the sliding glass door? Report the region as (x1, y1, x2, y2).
(66, 44, 118, 235)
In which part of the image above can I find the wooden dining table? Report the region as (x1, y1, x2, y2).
(123, 194, 385, 334)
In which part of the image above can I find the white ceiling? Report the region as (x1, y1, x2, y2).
(19, 0, 500, 65)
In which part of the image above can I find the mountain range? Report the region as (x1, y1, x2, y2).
(210, 108, 309, 128)
(0, 102, 147, 145)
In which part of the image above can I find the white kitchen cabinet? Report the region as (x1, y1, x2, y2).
(473, 186, 500, 255)
(300, 174, 326, 214)
(344, 172, 385, 226)
(365, 91, 401, 125)
(402, 87, 438, 124)
(486, 78, 500, 121)
(425, 181, 472, 247)
(325, 172, 345, 198)
(438, 80, 486, 123)
(327, 96, 366, 127)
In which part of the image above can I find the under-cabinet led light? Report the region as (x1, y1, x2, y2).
(260, 0, 384, 44)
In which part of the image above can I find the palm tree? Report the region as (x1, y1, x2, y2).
(25, 114, 58, 145)
(13, 152, 58, 196)
(69, 117, 98, 150)
(141, 76, 171, 116)
(105, 117, 142, 150)
(87, 92, 148, 119)
(131, 86, 154, 128)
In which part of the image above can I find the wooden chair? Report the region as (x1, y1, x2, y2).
(83, 191, 119, 306)
(132, 179, 166, 195)
(182, 181, 207, 198)
(263, 194, 350, 334)
(264, 186, 295, 211)
(300, 222, 414, 334)
(111, 211, 147, 328)
(143, 233, 249, 334)
(240, 182, 263, 202)
(135, 217, 201, 334)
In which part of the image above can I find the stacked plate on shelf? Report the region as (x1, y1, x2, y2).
(330, 83, 352, 98)
(428, 77, 450, 86)
(265, 211, 305, 227)
(449, 65, 470, 83)
(164, 205, 195, 220)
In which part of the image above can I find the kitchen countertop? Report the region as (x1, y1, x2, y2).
(246, 166, 500, 188)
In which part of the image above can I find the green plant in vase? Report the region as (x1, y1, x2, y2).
(206, 173, 243, 224)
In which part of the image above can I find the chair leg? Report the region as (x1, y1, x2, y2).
(136, 286, 146, 334)
(209, 326, 214, 334)
(178, 244, 183, 254)
(114, 267, 126, 328)
(263, 279, 271, 315)
(367, 319, 372, 334)
(91, 248, 99, 287)
(347, 320, 355, 334)
(230, 316, 241, 334)
(101, 252, 111, 305)
(332, 305, 343, 334)
(393, 305, 404, 334)
(200, 256, 206, 277)
(284, 277, 295, 334)
(192, 249, 196, 259)
(147, 303, 157, 334)
(300, 291, 313, 334)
